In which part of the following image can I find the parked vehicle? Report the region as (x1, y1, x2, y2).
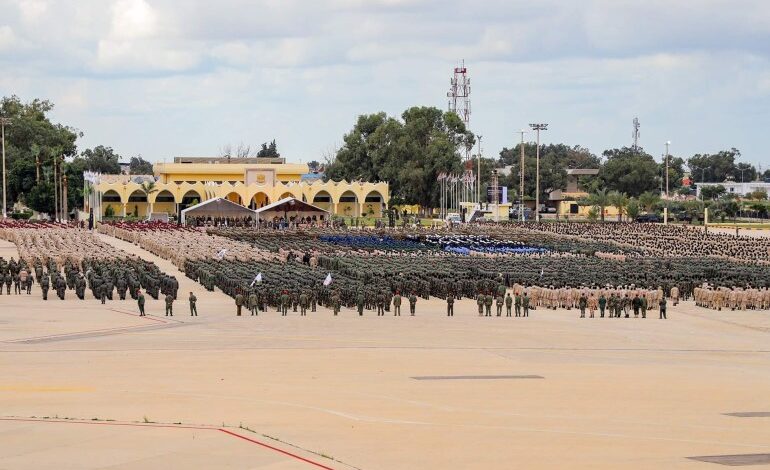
(635, 213, 662, 223)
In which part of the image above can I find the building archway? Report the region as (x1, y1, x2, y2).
(312, 190, 333, 212)
(127, 189, 149, 218)
(363, 190, 384, 217)
(152, 190, 176, 216)
(337, 190, 359, 217)
(101, 189, 122, 217)
(251, 192, 270, 209)
(225, 192, 242, 205)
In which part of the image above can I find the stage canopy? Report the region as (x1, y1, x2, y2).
(180, 197, 256, 223)
(255, 197, 329, 221)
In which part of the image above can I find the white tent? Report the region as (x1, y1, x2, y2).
(180, 198, 257, 224)
(255, 197, 329, 222)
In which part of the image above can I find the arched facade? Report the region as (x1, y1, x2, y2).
(89, 174, 389, 221)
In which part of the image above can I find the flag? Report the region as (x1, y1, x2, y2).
(250, 272, 262, 287)
(216, 249, 228, 260)
(323, 273, 333, 286)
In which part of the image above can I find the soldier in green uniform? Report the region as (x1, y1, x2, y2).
(137, 290, 146, 316)
(446, 292, 454, 316)
(514, 292, 522, 317)
(4, 271, 11, 295)
(280, 290, 290, 316)
(356, 290, 365, 316)
(248, 291, 258, 316)
(598, 293, 607, 318)
(505, 293, 513, 317)
(299, 291, 309, 316)
(189, 292, 198, 316)
(495, 294, 503, 316)
(640, 294, 647, 319)
(392, 291, 401, 316)
(40, 273, 49, 300)
(632, 295, 641, 318)
(100, 283, 107, 304)
(408, 292, 417, 315)
(659, 296, 667, 319)
(235, 291, 244, 316)
(331, 291, 341, 316)
(165, 293, 174, 316)
(376, 291, 385, 316)
(522, 292, 530, 317)
(579, 293, 587, 318)
(484, 292, 493, 317)
(476, 292, 484, 316)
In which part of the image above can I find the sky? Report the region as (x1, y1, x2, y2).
(1, 0, 770, 171)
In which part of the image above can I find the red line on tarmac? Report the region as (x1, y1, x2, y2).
(0, 418, 337, 469)
(218, 428, 337, 470)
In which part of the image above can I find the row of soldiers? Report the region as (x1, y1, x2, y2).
(693, 285, 770, 310)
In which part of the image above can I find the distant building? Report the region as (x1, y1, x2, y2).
(696, 181, 770, 197)
(84, 157, 389, 220)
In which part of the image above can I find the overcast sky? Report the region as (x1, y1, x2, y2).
(2, 0, 769, 170)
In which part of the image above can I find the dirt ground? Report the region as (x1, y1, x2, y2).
(1, 236, 770, 469)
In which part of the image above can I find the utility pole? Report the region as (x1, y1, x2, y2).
(529, 123, 548, 222)
(666, 141, 671, 199)
(1, 117, 11, 218)
(61, 155, 68, 222)
(476, 135, 482, 209)
(518, 129, 526, 221)
(53, 154, 58, 222)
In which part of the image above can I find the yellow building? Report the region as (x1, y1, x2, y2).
(84, 157, 389, 220)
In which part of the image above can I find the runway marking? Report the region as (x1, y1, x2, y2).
(724, 412, 770, 418)
(0, 417, 337, 469)
(411, 375, 544, 380)
(4, 323, 187, 344)
(688, 453, 770, 466)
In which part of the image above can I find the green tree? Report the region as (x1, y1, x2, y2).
(0, 95, 80, 215)
(325, 107, 473, 210)
(78, 145, 121, 174)
(748, 189, 768, 201)
(608, 190, 628, 222)
(687, 149, 749, 183)
(626, 198, 641, 220)
(600, 147, 660, 197)
(701, 185, 726, 200)
(587, 188, 610, 222)
(256, 140, 280, 158)
(638, 191, 660, 213)
(130, 156, 153, 174)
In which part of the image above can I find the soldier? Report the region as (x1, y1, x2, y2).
(280, 290, 290, 316)
(165, 293, 174, 316)
(137, 289, 146, 316)
(476, 292, 484, 316)
(640, 294, 647, 319)
(514, 291, 522, 317)
(446, 292, 454, 316)
(632, 295, 641, 318)
(248, 291, 258, 316)
(376, 291, 385, 316)
(579, 293, 587, 318)
(40, 273, 49, 300)
(299, 291, 309, 316)
(392, 291, 401, 316)
(291, 291, 299, 313)
(598, 293, 607, 318)
(505, 292, 512, 317)
(310, 289, 317, 313)
(408, 292, 417, 316)
(75, 275, 86, 300)
(331, 291, 341, 316)
(117, 277, 128, 300)
(495, 294, 503, 317)
(356, 290, 365, 316)
(99, 283, 107, 304)
(235, 291, 244, 316)
(189, 292, 198, 316)
(13, 272, 20, 295)
(4, 271, 10, 295)
(659, 296, 667, 319)
(484, 292, 493, 317)
(522, 292, 530, 317)
(55, 275, 66, 300)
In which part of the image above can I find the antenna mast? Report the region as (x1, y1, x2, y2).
(632, 117, 641, 152)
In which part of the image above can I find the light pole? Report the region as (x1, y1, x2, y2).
(1, 116, 11, 218)
(666, 140, 671, 199)
(476, 135, 482, 209)
(529, 123, 548, 222)
(518, 129, 526, 221)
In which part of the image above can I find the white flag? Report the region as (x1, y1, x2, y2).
(250, 272, 262, 287)
(216, 249, 228, 260)
(323, 273, 332, 286)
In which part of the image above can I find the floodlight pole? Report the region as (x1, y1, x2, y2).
(664, 141, 671, 198)
(518, 129, 526, 221)
(476, 135, 482, 209)
(0, 117, 10, 218)
(529, 123, 548, 222)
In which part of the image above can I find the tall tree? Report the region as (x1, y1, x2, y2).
(325, 107, 473, 209)
(600, 147, 660, 197)
(130, 156, 154, 174)
(0, 95, 80, 215)
(686, 149, 749, 183)
(77, 146, 122, 174)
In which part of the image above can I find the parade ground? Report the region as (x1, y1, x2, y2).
(1, 237, 769, 469)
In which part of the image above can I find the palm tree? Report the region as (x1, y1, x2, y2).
(608, 190, 629, 222)
(140, 180, 158, 218)
(588, 188, 610, 222)
(638, 191, 660, 213)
